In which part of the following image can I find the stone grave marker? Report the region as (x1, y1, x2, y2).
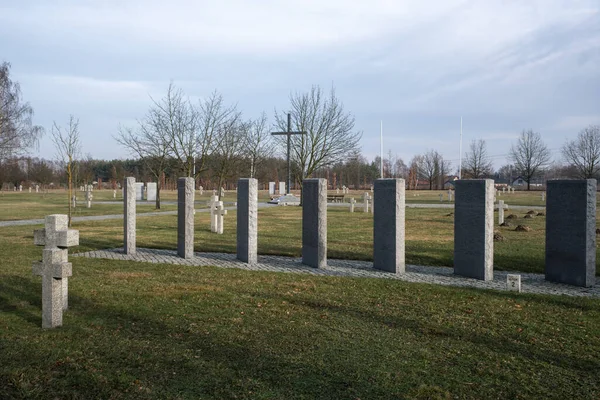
(439, 193, 443, 202)
(28, 187, 32, 193)
(454, 179, 494, 280)
(237, 178, 257, 263)
(85, 189, 92, 208)
(498, 200, 505, 225)
(19, 184, 22, 192)
(177, 177, 194, 259)
(208, 195, 219, 233)
(269, 182, 276, 195)
(220, 186, 225, 197)
(302, 178, 327, 268)
(279, 182, 286, 195)
(545, 179, 596, 287)
(33, 214, 79, 328)
(113, 189, 116, 199)
(199, 185, 204, 196)
(216, 202, 227, 235)
(124, 177, 136, 255)
(147, 182, 157, 202)
(35, 185, 39, 193)
(349, 197, 356, 213)
(135, 182, 144, 201)
(373, 179, 405, 273)
(362, 192, 372, 213)
(541, 192, 545, 202)
(507, 274, 521, 292)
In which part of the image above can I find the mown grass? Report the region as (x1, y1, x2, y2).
(1, 187, 570, 222)
(1, 201, 600, 398)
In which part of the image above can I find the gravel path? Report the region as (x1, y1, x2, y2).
(73, 247, 599, 298)
(0, 204, 276, 227)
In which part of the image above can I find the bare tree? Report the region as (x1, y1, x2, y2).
(420, 150, 442, 190)
(244, 112, 274, 178)
(115, 104, 173, 209)
(561, 125, 600, 179)
(0, 62, 43, 159)
(51, 115, 80, 227)
(274, 85, 362, 188)
(151, 83, 196, 177)
(462, 139, 493, 178)
(212, 118, 248, 199)
(509, 129, 551, 190)
(196, 91, 240, 180)
(407, 155, 423, 190)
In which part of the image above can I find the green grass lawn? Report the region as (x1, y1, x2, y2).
(1, 199, 600, 398)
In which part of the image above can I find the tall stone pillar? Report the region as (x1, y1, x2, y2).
(237, 178, 258, 263)
(545, 179, 596, 287)
(302, 178, 327, 268)
(373, 179, 405, 273)
(177, 177, 195, 259)
(124, 177, 136, 255)
(454, 179, 494, 280)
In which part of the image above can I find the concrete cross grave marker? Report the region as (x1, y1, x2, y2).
(216, 202, 228, 234)
(363, 192, 372, 213)
(85, 190, 93, 208)
(541, 192, 545, 202)
(199, 186, 204, 196)
(35, 185, 39, 193)
(271, 113, 307, 195)
(32, 214, 79, 328)
(72, 195, 77, 208)
(29, 187, 32, 193)
(349, 197, 356, 213)
(19, 184, 22, 192)
(208, 195, 220, 232)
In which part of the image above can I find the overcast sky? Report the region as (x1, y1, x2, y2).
(1, 0, 599, 170)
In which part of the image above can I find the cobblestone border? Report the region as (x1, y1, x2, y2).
(73, 248, 600, 298)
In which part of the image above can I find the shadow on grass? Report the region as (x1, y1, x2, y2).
(240, 288, 600, 373)
(1, 290, 401, 398)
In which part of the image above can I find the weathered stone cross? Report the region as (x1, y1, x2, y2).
(216, 203, 228, 234)
(349, 197, 356, 213)
(33, 214, 79, 328)
(208, 195, 220, 232)
(271, 113, 306, 195)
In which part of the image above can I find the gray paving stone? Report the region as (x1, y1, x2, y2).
(72, 248, 600, 298)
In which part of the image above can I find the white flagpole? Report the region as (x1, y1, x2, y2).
(380, 120, 383, 178)
(458, 116, 463, 179)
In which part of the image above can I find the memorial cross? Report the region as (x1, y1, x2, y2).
(32, 214, 79, 328)
(216, 203, 228, 234)
(349, 197, 356, 213)
(271, 113, 306, 195)
(207, 195, 220, 232)
(363, 192, 372, 213)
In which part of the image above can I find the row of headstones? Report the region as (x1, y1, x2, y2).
(336, 186, 350, 194)
(32, 177, 594, 329)
(268, 182, 286, 196)
(126, 176, 596, 288)
(13, 184, 40, 192)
